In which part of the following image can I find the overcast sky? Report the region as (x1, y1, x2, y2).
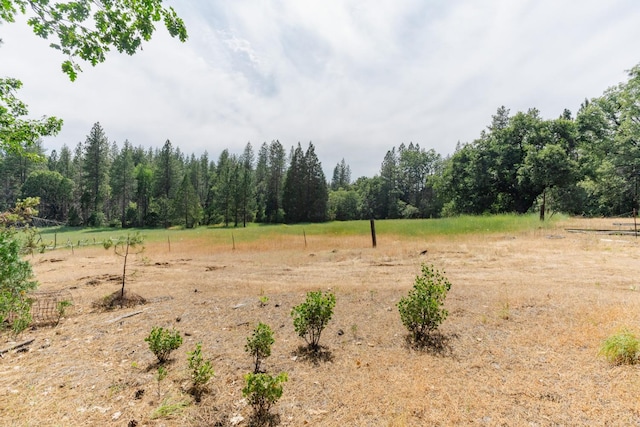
(2, 0, 640, 178)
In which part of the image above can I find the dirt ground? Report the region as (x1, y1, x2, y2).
(2, 218, 640, 426)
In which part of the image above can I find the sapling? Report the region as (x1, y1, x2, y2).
(291, 291, 336, 351)
(245, 322, 274, 373)
(243, 372, 288, 423)
(397, 263, 452, 345)
(103, 232, 144, 304)
(145, 327, 183, 363)
(187, 342, 214, 401)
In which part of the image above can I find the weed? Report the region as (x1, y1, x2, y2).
(599, 329, 640, 365)
(350, 324, 359, 340)
(156, 366, 167, 397)
(291, 291, 336, 352)
(150, 398, 189, 419)
(397, 263, 451, 346)
(145, 327, 183, 363)
(55, 300, 73, 325)
(498, 301, 510, 320)
(245, 323, 274, 373)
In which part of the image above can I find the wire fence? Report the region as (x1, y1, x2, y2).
(29, 289, 74, 326)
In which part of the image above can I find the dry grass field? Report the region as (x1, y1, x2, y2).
(2, 217, 640, 426)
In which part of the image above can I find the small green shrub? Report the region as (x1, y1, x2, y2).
(145, 327, 183, 363)
(599, 329, 640, 365)
(397, 263, 451, 344)
(187, 342, 214, 401)
(245, 322, 275, 373)
(0, 226, 38, 336)
(291, 290, 336, 351)
(243, 372, 288, 422)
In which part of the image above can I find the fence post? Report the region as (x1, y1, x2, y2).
(370, 219, 377, 248)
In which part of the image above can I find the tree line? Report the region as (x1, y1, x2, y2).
(2, 64, 640, 227)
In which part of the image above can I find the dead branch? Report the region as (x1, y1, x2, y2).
(0, 338, 35, 355)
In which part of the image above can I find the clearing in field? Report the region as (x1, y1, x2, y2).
(1, 216, 640, 426)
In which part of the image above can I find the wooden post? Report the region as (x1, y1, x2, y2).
(370, 219, 377, 248)
(54, 233, 57, 249)
(232, 233, 236, 250)
(167, 236, 171, 252)
(635, 208, 637, 238)
(303, 229, 307, 248)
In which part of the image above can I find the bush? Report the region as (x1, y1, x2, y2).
(599, 329, 640, 365)
(0, 227, 38, 335)
(245, 322, 275, 373)
(291, 291, 336, 351)
(145, 327, 183, 363)
(397, 263, 451, 344)
(242, 372, 288, 423)
(187, 342, 214, 401)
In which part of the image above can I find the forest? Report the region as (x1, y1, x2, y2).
(2, 63, 640, 228)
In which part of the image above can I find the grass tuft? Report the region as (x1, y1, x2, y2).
(599, 329, 640, 365)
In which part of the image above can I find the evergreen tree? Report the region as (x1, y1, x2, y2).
(254, 142, 269, 222)
(212, 149, 237, 226)
(173, 173, 202, 228)
(283, 143, 305, 223)
(304, 142, 328, 222)
(153, 139, 181, 227)
(283, 142, 328, 223)
(0, 141, 45, 211)
(331, 158, 351, 190)
(110, 140, 136, 227)
(134, 163, 153, 226)
(82, 122, 111, 225)
(238, 143, 256, 227)
(380, 148, 401, 218)
(266, 140, 286, 223)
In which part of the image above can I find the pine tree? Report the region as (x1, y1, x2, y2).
(304, 142, 328, 222)
(213, 150, 236, 227)
(238, 143, 255, 227)
(82, 122, 111, 225)
(331, 158, 351, 190)
(173, 173, 202, 228)
(153, 140, 181, 227)
(283, 143, 305, 223)
(266, 140, 286, 223)
(254, 142, 269, 223)
(110, 140, 136, 227)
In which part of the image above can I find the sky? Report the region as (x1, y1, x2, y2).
(2, 0, 640, 179)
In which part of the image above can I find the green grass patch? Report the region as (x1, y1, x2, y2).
(599, 329, 640, 365)
(150, 398, 190, 419)
(33, 213, 562, 250)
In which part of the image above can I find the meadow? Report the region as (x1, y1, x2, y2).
(2, 215, 640, 426)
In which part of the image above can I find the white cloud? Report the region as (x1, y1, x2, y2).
(2, 0, 640, 177)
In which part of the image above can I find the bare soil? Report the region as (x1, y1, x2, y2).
(2, 218, 640, 426)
